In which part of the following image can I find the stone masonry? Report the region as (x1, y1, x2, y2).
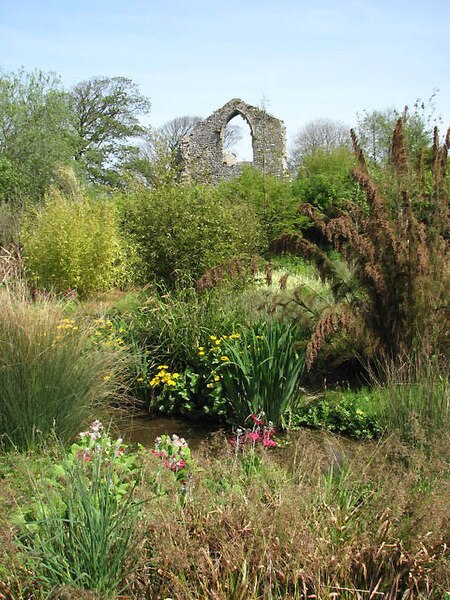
(179, 98, 287, 184)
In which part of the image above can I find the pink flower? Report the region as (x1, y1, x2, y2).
(263, 438, 277, 448)
(250, 414, 265, 426)
(77, 449, 93, 462)
(246, 431, 261, 442)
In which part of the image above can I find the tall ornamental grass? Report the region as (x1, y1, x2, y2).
(0, 289, 123, 450)
(372, 355, 449, 445)
(220, 321, 306, 426)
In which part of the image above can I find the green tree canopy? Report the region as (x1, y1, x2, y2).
(355, 97, 439, 165)
(0, 68, 74, 204)
(70, 76, 151, 186)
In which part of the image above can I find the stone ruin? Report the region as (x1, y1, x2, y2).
(179, 98, 287, 184)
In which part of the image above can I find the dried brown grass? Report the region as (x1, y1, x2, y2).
(125, 432, 450, 599)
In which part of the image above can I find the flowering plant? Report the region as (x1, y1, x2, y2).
(152, 433, 191, 491)
(229, 413, 277, 450)
(229, 413, 277, 476)
(60, 420, 141, 499)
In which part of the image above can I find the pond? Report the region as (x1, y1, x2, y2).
(113, 412, 223, 449)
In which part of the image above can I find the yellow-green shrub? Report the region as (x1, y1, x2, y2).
(120, 183, 265, 284)
(21, 172, 128, 296)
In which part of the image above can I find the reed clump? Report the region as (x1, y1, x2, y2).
(276, 119, 449, 369)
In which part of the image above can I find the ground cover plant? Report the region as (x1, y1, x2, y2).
(1, 426, 449, 598)
(291, 387, 382, 439)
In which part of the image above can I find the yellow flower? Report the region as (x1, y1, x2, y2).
(103, 374, 112, 381)
(197, 346, 204, 351)
(207, 383, 214, 388)
(150, 377, 159, 386)
(137, 377, 144, 382)
(167, 380, 176, 387)
(198, 351, 205, 356)
(106, 320, 113, 328)
(172, 373, 180, 379)
(214, 339, 221, 346)
(210, 335, 217, 341)
(158, 365, 169, 370)
(214, 375, 220, 382)
(220, 356, 229, 362)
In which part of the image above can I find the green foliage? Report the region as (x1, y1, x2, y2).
(219, 321, 306, 426)
(289, 117, 350, 169)
(70, 76, 152, 186)
(371, 356, 449, 446)
(125, 116, 201, 189)
(0, 68, 75, 204)
(292, 147, 365, 215)
(0, 292, 124, 450)
(0, 200, 21, 248)
(148, 334, 234, 419)
(291, 388, 381, 439)
(3, 427, 449, 598)
(134, 316, 306, 425)
(290, 119, 449, 366)
(356, 103, 434, 166)
(217, 166, 308, 244)
(21, 169, 130, 296)
(107, 284, 254, 370)
(120, 182, 264, 284)
(20, 422, 142, 597)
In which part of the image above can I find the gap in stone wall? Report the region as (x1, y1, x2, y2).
(223, 114, 253, 164)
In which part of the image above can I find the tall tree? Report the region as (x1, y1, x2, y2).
(289, 118, 350, 170)
(356, 97, 438, 165)
(125, 116, 200, 189)
(70, 76, 151, 185)
(0, 68, 74, 204)
(156, 115, 201, 152)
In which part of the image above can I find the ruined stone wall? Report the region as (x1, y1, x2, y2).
(179, 98, 287, 184)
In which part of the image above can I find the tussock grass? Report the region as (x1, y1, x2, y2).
(372, 354, 449, 445)
(0, 287, 125, 450)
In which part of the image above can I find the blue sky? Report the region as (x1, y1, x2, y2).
(1, 0, 449, 153)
